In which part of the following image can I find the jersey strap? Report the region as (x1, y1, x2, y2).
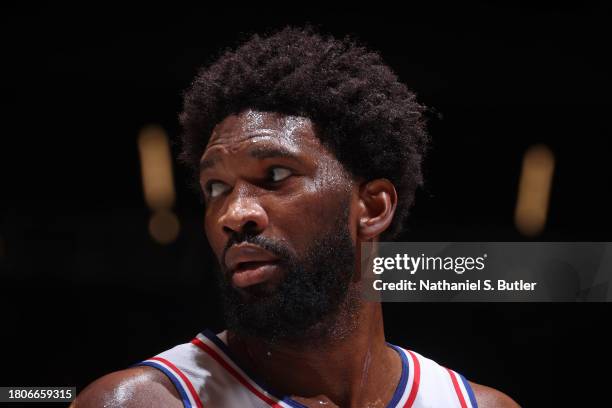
(384, 345, 420, 407)
(446, 368, 479, 408)
(138, 356, 203, 408)
(135, 329, 477, 408)
(395, 349, 479, 408)
(192, 330, 305, 407)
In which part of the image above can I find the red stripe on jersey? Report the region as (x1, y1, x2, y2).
(150, 357, 204, 408)
(446, 368, 468, 408)
(404, 350, 421, 408)
(191, 337, 284, 407)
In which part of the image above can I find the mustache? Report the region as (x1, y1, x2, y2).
(221, 231, 294, 270)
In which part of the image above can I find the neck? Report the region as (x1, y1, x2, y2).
(226, 302, 402, 408)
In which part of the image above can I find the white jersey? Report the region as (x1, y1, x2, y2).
(136, 329, 478, 408)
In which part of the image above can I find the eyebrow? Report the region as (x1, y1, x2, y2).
(199, 146, 300, 172)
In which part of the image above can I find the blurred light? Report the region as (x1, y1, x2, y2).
(138, 124, 180, 244)
(149, 210, 181, 245)
(138, 125, 176, 210)
(515, 144, 555, 237)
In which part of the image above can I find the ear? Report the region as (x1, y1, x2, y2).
(356, 179, 397, 240)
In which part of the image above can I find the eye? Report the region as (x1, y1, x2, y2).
(207, 181, 230, 198)
(269, 167, 292, 182)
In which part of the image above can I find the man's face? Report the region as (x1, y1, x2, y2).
(199, 110, 360, 341)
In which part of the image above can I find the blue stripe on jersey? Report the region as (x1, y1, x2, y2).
(385, 344, 409, 408)
(280, 396, 310, 408)
(201, 329, 232, 354)
(137, 361, 192, 408)
(459, 373, 479, 408)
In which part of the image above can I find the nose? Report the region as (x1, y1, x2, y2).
(218, 189, 269, 236)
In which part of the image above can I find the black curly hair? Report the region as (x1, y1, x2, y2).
(179, 26, 429, 240)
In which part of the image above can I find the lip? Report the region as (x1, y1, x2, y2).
(224, 243, 280, 288)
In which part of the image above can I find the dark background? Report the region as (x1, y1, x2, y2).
(1, 3, 610, 407)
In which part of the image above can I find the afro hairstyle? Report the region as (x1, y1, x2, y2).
(179, 26, 429, 240)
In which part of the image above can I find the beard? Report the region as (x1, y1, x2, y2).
(216, 203, 359, 343)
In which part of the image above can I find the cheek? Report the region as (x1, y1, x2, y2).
(204, 213, 225, 258)
(268, 186, 351, 251)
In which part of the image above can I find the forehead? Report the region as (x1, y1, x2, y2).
(204, 110, 326, 156)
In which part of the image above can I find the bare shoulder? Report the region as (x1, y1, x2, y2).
(469, 381, 521, 408)
(71, 366, 183, 408)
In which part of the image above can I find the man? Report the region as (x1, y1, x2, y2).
(74, 27, 519, 407)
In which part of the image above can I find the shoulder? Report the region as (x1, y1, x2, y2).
(71, 366, 183, 408)
(469, 381, 521, 408)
